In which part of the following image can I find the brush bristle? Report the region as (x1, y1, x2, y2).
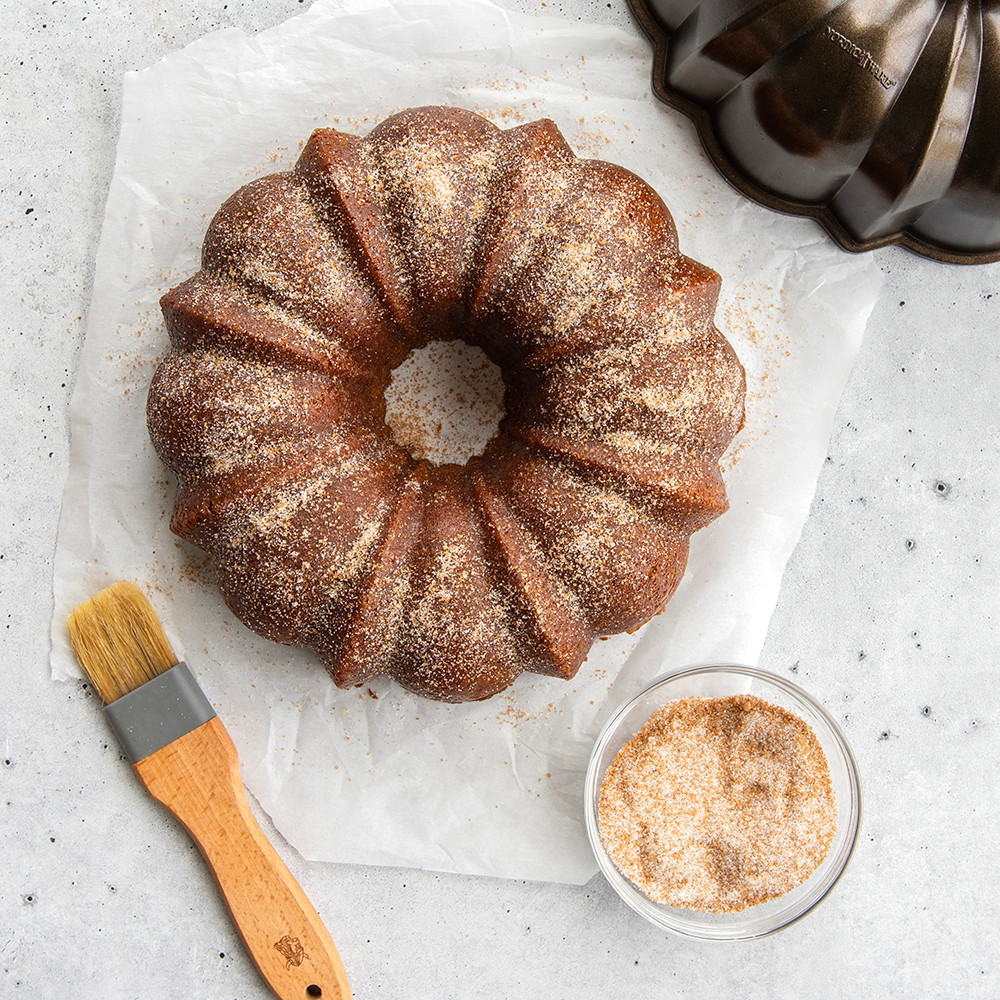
(67, 581, 179, 704)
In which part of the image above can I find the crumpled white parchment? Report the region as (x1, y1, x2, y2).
(50, 0, 883, 884)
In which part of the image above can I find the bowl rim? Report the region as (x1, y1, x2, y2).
(584, 662, 863, 940)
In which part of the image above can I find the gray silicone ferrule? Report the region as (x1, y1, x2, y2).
(103, 662, 217, 764)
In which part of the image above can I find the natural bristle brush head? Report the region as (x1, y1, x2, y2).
(66, 581, 178, 704)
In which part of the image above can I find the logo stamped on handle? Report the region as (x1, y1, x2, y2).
(274, 934, 309, 970)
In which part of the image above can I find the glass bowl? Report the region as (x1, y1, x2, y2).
(584, 664, 862, 940)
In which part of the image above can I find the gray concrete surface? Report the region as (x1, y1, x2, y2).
(2, 1, 998, 997)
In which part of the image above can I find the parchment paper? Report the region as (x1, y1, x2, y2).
(50, 0, 883, 883)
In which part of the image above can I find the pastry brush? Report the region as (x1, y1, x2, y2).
(67, 580, 351, 1000)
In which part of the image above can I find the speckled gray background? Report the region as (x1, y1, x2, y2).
(2, 1, 998, 997)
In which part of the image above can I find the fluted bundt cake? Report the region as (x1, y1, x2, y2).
(146, 105, 745, 703)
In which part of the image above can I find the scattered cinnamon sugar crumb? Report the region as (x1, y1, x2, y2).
(384, 339, 505, 465)
(598, 695, 836, 913)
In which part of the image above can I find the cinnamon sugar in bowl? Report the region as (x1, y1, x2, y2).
(584, 665, 861, 940)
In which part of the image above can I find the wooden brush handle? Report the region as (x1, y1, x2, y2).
(133, 716, 351, 1000)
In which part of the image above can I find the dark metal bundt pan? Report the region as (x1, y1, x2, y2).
(628, 0, 1000, 263)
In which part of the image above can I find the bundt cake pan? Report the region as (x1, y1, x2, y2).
(627, 0, 1000, 264)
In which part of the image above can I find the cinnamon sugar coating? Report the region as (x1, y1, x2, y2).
(598, 696, 838, 912)
(146, 106, 746, 702)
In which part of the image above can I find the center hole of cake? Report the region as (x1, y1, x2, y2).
(384, 340, 506, 466)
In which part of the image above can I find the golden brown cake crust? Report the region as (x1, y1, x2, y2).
(146, 105, 746, 703)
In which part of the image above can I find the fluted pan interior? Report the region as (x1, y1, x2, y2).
(631, 0, 1000, 263)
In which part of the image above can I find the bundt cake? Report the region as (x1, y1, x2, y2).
(146, 105, 745, 703)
